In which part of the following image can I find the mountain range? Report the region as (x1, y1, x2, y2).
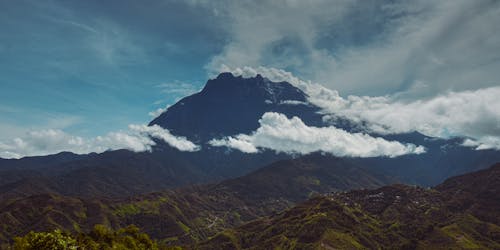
(1, 73, 499, 198)
(2, 160, 499, 248)
(0, 73, 499, 248)
(0, 154, 389, 243)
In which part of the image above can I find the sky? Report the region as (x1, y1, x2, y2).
(1, 0, 500, 158)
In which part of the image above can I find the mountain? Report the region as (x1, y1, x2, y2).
(0, 152, 89, 186)
(1, 72, 500, 200)
(149, 73, 324, 143)
(0, 154, 390, 245)
(0, 149, 208, 199)
(216, 153, 392, 203)
(198, 163, 500, 249)
(435, 163, 500, 225)
(352, 136, 500, 186)
(0, 73, 325, 198)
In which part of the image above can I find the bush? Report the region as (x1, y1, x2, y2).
(11, 225, 161, 250)
(12, 229, 78, 250)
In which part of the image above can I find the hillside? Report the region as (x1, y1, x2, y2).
(3, 162, 499, 249)
(198, 163, 500, 249)
(0, 154, 389, 245)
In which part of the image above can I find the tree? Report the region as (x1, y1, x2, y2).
(12, 229, 78, 250)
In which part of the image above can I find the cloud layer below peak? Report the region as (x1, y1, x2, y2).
(0, 124, 199, 159)
(221, 66, 500, 151)
(209, 112, 425, 157)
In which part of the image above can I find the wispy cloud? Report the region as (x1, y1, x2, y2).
(156, 80, 200, 97)
(84, 20, 148, 66)
(148, 80, 201, 118)
(34, 3, 149, 68)
(45, 17, 99, 34)
(201, 1, 500, 97)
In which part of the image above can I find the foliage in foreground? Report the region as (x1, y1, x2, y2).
(9, 224, 177, 250)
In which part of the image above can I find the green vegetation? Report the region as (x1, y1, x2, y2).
(113, 197, 168, 216)
(12, 230, 77, 250)
(10, 225, 163, 250)
(321, 230, 364, 250)
(198, 179, 500, 249)
(2, 163, 499, 249)
(177, 221, 191, 233)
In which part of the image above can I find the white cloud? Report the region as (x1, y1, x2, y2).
(0, 125, 199, 159)
(218, 65, 333, 107)
(319, 87, 500, 150)
(156, 80, 200, 96)
(279, 100, 308, 106)
(209, 135, 258, 154)
(0, 129, 149, 159)
(130, 124, 200, 152)
(222, 66, 500, 151)
(198, 0, 500, 148)
(209, 112, 425, 157)
(148, 106, 169, 118)
(462, 137, 500, 151)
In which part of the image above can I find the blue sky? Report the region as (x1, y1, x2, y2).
(1, 0, 500, 157)
(0, 0, 224, 138)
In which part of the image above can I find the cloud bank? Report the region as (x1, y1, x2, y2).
(319, 87, 500, 150)
(222, 66, 500, 151)
(209, 112, 425, 157)
(202, 1, 500, 97)
(0, 124, 199, 159)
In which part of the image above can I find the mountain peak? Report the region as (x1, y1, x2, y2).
(214, 72, 237, 80)
(201, 72, 303, 101)
(213, 72, 263, 80)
